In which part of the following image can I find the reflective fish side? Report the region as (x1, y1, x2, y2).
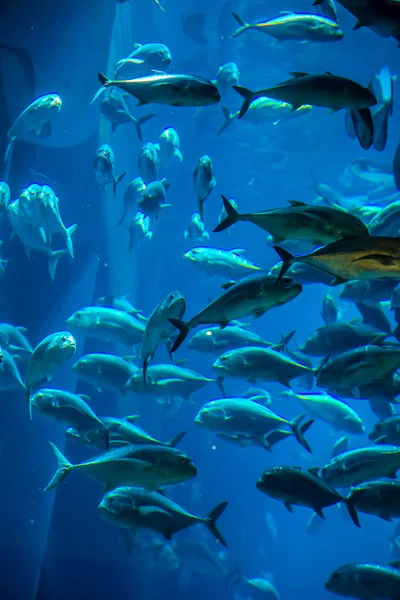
(232, 11, 343, 42)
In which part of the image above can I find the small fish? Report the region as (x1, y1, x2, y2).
(94, 144, 126, 199)
(231, 11, 343, 42)
(325, 563, 400, 599)
(141, 291, 186, 384)
(138, 179, 170, 220)
(24, 331, 76, 414)
(184, 246, 261, 280)
(193, 156, 216, 222)
(100, 90, 155, 139)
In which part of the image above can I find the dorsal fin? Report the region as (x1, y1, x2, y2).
(125, 415, 140, 423)
(288, 200, 307, 207)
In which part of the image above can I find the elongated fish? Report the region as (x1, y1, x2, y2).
(274, 236, 400, 286)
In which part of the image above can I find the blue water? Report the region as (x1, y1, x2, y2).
(0, 0, 399, 599)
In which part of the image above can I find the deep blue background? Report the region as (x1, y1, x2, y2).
(0, 1, 399, 599)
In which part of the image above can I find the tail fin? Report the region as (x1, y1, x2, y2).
(167, 430, 187, 447)
(218, 107, 236, 135)
(204, 501, 228, 547)
(289, 414, 314, 453)
(273, 246, 295, 285)
(104, 427, 110, 450)
(118, 207, 128, 226)
(26, 389, 32, 420)
(113, 172, 126, 199)
(143, 358, 149, 389)
(231, 12, 251, 37)
(216, 375, 226, 397)
(48, 249, 69, 281)
(44, 442, 73, 491)
(134, 113, 156, 141)
(65, 223, 78, 258)
(227, 565, 242, 588)
(90, 73, 111, 105)
(233, 85, 255, 119)
(344, 497, 361, 528)
(214, 195, 240, 233)
(168, 318, 191, 352)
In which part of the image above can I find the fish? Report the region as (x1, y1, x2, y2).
(141, 291, 186, 384)
(95, 295, 146, 320)
(5, 93, 62, 162)
(280, 391, 364, 434)
(256, 466, 359, 525)
(194, 397, 314, 452)
(369, 415, 400, 446)
(0, 182, 10, 210)
(45, 442, 197, 492)
(138, 142, 159, 185)
(214, 196, 368, 245)
(325, 563, 400, 599)
(128, 211, 153, 249)
(98, 487, 228, 545)
(193, 156, 216, 222)
(30, 388, 109, 449)
(155, 126, 183, 173)
(299, 322, 387, 356)
(321, 445, 400, 487)
(183, 247, 261, 280)
(0, 349, 26, 393)
(138, 179, 170, 220)
(125, 364, 220, 402)
(184, 213, 210, 243)
(0, 323, 32, 355)
(218, 99, 312, 134)
(321, 293, 338, 325)
(231, 11, 343, 42)
(274, 236, 400, 286)
(212, 345, 314, 389)
(24, 331, 76, 414)
(119, 177, 146, 226)
(94, 144, 126, 199)
(169, 275, 302, 352)
(93, 72, 220, 108)
(66, 416, 185, 451)
(114, 43, 171, 77)
(234, 72, 377, 119)
(100, 90, 155, 138)
(72, 353, 138, 394)
(66, 306, 145, 347)
(317, 344, 400, 397)
(346, 480, 400, 524)
(349, 107, 374, 150)
(188, 324, 283, 354)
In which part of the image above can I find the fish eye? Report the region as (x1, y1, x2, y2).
(180, 456, 186, 463)
(205, 330, 213, 336)
(108, 497, 115, 504)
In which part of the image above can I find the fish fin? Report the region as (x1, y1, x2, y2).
(168, 318, 190, 352)
(273, 246, 294, 285)
(204, 501, 228, 547)
(290, 415, 314, 453)
(314, 507, 325, 519)
(48, 249, 69, 281)
(44, 442, 73, 491)
(143, 358, 150, 389)
(118, 207, 128, 226)
(233, 85, 256, 119)
(231, 12, 251, 38)
(308, 467, 320, 477)
(166, 431, 187, 447)
(136, 99, 150, 107)
(134, 113, 156, 141)
(329, 276, 347, 287)
(124, 415, 140, 424)
(218, 106, 236, 135)
(113, 172, 126, 199)
(214, 195, 240, 233)
(290, 72, 308, 78)
(39, 227, 47, 245)
(65, 223, 78, 258)
(104, 427, 110, 450)
(288, 200, 307, 207)
(221, 280, 236, 290)
(37, 121, 52, 138)
(284, 502, 293, 513)
(353, 20, 365, 30)
(216, 375, 226, 397)
(345, 499, 361, 528)
(4, 137, 15, 163)
(78, 394, 91, 402)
